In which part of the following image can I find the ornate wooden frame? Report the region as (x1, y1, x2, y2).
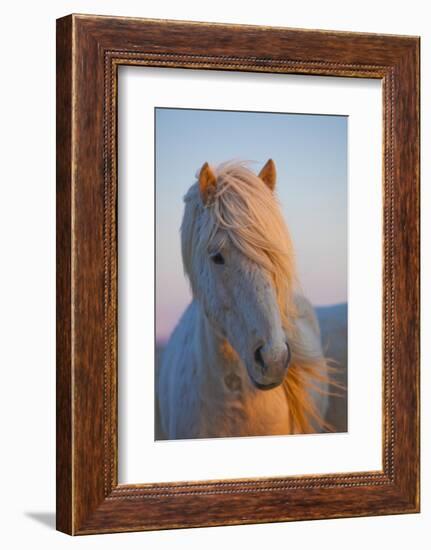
(56, 14, 420, 535)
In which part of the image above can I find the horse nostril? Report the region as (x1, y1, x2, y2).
(254, 346, 266, 371)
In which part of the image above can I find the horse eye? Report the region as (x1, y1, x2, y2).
(211, 252, 225, 265)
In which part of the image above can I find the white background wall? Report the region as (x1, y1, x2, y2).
(0, 1, 428, 548)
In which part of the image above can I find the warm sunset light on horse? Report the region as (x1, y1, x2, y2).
(157, 160, 338, 439)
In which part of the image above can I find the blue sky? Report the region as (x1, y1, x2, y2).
(155, 108, 347, 342)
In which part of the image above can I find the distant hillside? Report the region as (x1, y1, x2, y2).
(315, 303, 348, 432)
(316, 303, 347, 361)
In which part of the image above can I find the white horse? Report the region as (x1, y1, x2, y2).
(157, 160, 332, 440)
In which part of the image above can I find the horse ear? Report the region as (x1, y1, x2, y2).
(258, 159, 276, 191)
(199, 162, 217, 205)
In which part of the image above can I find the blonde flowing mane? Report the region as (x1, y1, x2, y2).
(182, 160, 336, 433)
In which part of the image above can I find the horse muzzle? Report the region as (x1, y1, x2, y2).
(249, 341, 291, 390)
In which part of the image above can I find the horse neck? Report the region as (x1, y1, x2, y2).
(195, 302, 226, 373)
(193, 299, 292, 436)
(193, 301, 247, 395)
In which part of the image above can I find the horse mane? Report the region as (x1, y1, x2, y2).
(182, 160, 335, 434)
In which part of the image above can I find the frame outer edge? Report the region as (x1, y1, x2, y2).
(392, 38, 420, 510)
(56, 14, 74, 535)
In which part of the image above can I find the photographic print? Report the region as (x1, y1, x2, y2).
(155, 107, 348, 440)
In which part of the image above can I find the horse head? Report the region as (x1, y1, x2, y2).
(181, 160, 296, 390)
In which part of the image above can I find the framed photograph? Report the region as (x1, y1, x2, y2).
(56, 14, 420, 535)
